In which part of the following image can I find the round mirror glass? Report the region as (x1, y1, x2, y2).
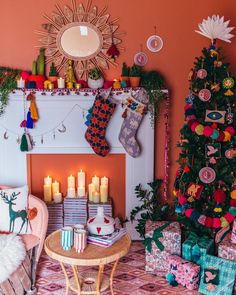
(57, 22, 102, 60)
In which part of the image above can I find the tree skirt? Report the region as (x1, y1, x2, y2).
(0, 234, 26, 283)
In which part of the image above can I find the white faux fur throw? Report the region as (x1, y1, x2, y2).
(0, 234, 26, 283)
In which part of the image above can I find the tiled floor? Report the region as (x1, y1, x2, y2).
(36, 241, 200, 294)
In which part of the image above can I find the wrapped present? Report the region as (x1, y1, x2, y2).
(182, 232, 214, 266)
(232, 220, 236, 244)
(218, 233, 236, 262)
(198, 254, 236, 295)
(145, 221, 181, 274)
(167, 254, 200, 290)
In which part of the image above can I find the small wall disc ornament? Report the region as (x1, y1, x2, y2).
(198, 89, 211, 102)
(199, 167, 216, 183)
(197, 69, 207, 79)
(134, 52, 148, 66)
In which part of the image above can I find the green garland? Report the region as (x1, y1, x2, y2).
(0, 67, 21, 116)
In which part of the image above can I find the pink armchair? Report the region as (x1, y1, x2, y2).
(0, 187, 48, 294)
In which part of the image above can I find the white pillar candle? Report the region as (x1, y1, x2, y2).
(100, 185, 108, 203)
(92, 175, 100, 192)
(17, 77, 25, 88)
(44, 176, 52, 186)
(52, 180, 60, 197)
(77, 187, 85, 197)
(78, 169, 85, 187)
(57, 77, 65, 89)
(101, 176, 108, 186)
(68, 175, 75, 188)
(88, 183, 95, 202)
(67, 187, 76, 198)
(53, 192, 62, 203)
(93, 191, 100, 203)
(44, 184, 52, 203)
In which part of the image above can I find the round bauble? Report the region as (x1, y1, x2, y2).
(230, 190, 236, 199)
(199, 167, 216, 184)
(197, 69, 207, 79)
(213, 189, 226, 203)
(198, 89, 211, 102)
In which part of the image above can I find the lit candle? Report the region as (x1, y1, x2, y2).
(68, 175, 75, 188)
(100, 185, 108, 203)
(77, 186, 85, 197)
(92, 175, 100, 192)
(53, 192, 62, 203)
(52, 181, 60, 197)
(67, 82, 73, 89)
(78, 169, 85, 187)
(44, 184, 52, 203)
(67, 187, 76, 198)
(48, 83, 54, 90)
(93, 191, 100, 203)
(17, 77, 25, 88)
(44, 176, 52, 186)
(101, 176, 108, 186)
(88, 183, 96, 202)
(57, 77, 65, 89)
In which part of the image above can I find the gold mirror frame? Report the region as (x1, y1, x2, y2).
(36, 0, 123, 79)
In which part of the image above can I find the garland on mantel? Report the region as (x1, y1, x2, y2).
(0, 67, 21, 116)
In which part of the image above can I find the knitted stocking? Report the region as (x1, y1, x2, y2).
(119, 89, 148, 157)
(85, 94, 116, 157)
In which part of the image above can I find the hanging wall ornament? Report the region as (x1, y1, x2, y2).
(106, 24, 120, 62)
(205, 110, 226, 124)
(185, 182, 204, 200)
(134, 51, 148, 67)
(199, 167, 216, 184)
(198, 89, 211, 102)
(205, 143, 221, 158)
(146, 26, 163, 52)
(197, 68, 207, 79)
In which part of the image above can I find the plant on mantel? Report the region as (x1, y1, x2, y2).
(141, 70, 165, 125)
(0, 67, 21, 116)
(130, 179, 171, 239)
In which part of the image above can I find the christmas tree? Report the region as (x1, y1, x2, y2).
(174, 15, 236, 237)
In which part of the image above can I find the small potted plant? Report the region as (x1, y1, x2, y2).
(129, 64, 142, 87)
(48, 62, 59, 83)
(120, 62, 130, 85)
(88, 68, 104, 89)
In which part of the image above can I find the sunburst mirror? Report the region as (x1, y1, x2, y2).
(36, 0, 123, 79)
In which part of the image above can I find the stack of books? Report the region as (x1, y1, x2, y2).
(87, 228, 127, 247)
(88, 201, 113, 217)
(47, 203, 64, 235)
(63, 197, 87, 226)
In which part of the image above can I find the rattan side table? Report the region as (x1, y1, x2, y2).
(44, 231, 131, 295)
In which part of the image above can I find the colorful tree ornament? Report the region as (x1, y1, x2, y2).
(198, 89, 211, 101)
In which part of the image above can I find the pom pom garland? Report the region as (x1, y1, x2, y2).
(225, 126, 235, 136)
(213, 217, 221, 228)
(195, 124, 204, 135)
(203, 126, 214, 137)
(220, 217, 229, 227)
(178, 195, 187, 205)
(230, 190, 236, 199)
(224, 212, 235, 223)
(185, 208, 194, 217)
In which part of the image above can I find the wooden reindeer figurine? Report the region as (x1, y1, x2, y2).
(0, 191, 28, 233)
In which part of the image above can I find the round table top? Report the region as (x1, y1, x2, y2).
(44, 230, 131, 266)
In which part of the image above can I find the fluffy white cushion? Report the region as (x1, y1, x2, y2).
(0, 186, 31, 234)
(0, 234, 26, 283)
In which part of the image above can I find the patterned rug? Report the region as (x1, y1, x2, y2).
(36, 241, 200, 295)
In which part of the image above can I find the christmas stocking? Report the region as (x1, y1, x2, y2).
(119, 89, 148, 157)
(85, 93, 116, 157)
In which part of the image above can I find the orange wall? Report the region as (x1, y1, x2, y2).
(1, 0, 236, 198)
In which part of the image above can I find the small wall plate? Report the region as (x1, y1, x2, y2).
(134, 52, 148, 66)
(146, 35, 163, 52)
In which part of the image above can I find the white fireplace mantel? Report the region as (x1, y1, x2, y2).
(0, 88, 156, 239)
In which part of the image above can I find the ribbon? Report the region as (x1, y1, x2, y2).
(145, 222, 171, 253)
(187, 232, 210, 262)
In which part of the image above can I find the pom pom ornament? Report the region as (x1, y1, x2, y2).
(195, 15, 234, 43)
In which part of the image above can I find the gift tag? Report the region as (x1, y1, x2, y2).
(199, 167, 216, 184)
